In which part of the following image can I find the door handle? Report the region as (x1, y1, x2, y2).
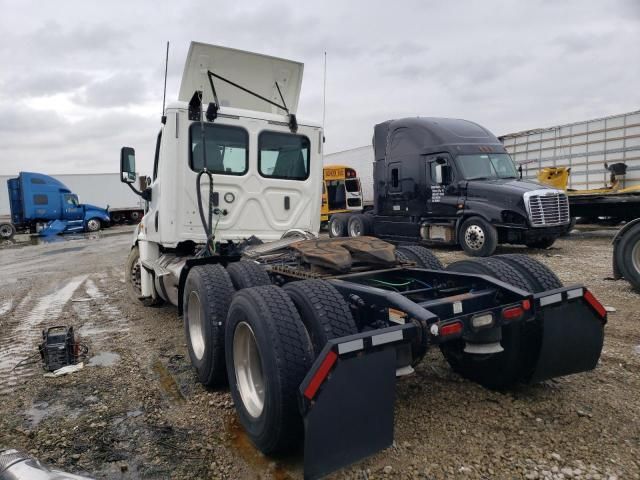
(284, 196, 290, 210)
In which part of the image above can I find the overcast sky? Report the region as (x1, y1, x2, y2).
(0, 0, 638, 176)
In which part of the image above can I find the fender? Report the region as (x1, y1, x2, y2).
(456, 200, 527, 237)
(612, 218, 640, 245)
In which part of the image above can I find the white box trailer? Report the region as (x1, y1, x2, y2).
(324, 145, 374, 206)
(0, 172, 146, 222)
(500, 110, 640, 190)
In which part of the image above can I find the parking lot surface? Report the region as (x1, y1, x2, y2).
(0, 227, 638, 479)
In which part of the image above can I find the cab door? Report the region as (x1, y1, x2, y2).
(425, 155, 460, 219)
(62, 194, 83, 221)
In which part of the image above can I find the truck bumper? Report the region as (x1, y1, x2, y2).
(298, 286, 605, 479)
(502, 224, 570, 244)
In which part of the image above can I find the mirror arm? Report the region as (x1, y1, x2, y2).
(126, 183, 152, 201)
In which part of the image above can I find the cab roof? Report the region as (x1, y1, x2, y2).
(374, 117, 506, 160)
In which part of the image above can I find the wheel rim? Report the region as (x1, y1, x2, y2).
(87, 219, 99, 231)
(349, 221, 362, 237)
(130, 212, 140, 221)
(0, 225, 12, 238)
(233, 321, 265, 418)
(187, 291, 205, 361)
(464, 224, 485, 250)
(330, 220, 341, 237)
(632, 241, 640, 275)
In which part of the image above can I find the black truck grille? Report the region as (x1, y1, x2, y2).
(525, 191, 570, 227)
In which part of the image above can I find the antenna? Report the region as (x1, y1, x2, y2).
(322, 51, 327, 135)
(161, 41, 170, 123)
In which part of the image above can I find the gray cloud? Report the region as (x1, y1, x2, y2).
(0, 0, 638, 174)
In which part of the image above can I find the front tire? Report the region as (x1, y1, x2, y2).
(459, 217, 498, 257)
(184, 264, 235, 387)
(86, 218, 101, 232)
(125, 246, 163, 306)
(225, 286, 313, 453)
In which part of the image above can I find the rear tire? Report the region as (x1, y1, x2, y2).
(395, 245, 444, 270)
(284, 280, 358, 356)
(459, 216, 498, 257)
(492, 254, 562, 292)
(347, 214, 370, 237)
(0, 222, 15, 240)
(525, 237, 555, 249)
(225, 286, 313, 453)
(184, 264, 235, 387)
(442, 258, 535, 389)
(328, 214, 348, 238)
(226, 261, 271, 290)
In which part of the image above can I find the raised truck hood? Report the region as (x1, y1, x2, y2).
(178, 42, 304, 115)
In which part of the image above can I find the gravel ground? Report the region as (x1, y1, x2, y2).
(0, 227, 638, 480)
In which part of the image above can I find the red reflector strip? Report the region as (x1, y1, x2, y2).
(522, 299, 531, 311)
(502, 306, 524, 320)
(303, 350, 338, 400)
(583, 290, 607, 319)
(440, 321, 463, 336)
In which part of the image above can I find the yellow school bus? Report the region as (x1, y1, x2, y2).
(321, 165, 363, 224)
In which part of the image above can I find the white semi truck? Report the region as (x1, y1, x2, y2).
(121, 42, 607, 479)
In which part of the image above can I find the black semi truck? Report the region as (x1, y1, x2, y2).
(329, 117, 572, 256)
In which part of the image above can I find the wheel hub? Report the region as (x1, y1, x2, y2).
(349, 222, 362, 237)
(465, 225, 485, 250)
(233, 321, 265, 418)
(187, 291, 205, 361)
(0, 225, 12, 238)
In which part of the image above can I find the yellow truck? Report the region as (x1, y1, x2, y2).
(321, 165, 364, 229)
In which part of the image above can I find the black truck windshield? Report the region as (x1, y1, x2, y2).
(456, 153, 518, 180)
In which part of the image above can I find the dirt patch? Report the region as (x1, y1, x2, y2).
(0, 228, 639, 479)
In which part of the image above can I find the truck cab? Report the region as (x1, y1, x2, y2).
(121, 43, 322, 304)
(366, 117, 571, 256)
(0, 172, 110, 238)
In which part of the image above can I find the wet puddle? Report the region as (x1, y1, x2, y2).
(23, 400, 82, 429)
(152, 360, 185, 402)
(0, 231, 103, 249)
(225, 415, 298, 479)
(87, 351, 121, 367)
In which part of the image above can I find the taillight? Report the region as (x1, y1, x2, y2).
(440, 321, 463, 336)
(583, 290, 607, 319)
(303, 350, 338, 400)
(503, 306, 524, 321)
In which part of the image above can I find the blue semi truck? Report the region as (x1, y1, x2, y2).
(0, 172, 111, 239)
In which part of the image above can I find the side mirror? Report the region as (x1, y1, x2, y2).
(435, 164, 452, 185)
(120, 147, 137, 184)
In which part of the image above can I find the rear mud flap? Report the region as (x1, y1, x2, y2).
(529, 297, 605, 383)
(301, 346, 397, 479)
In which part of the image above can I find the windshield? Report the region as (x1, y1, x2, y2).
(456, 153, 518, 180)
